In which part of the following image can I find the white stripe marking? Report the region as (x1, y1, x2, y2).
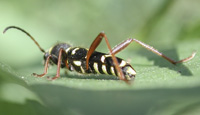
(110, 66, 116, 76)
(102, 65, 108, 74)
(101, 56, 106, 63)
(72, 48, 79, 55)
(65, 47, 71, 53)
(119, 60, 126, 67)
(80, 66, 85, 73)
(104, 55, 112, 57)
(127, 67, 136, 75)
(73, 61, 81, 66)
(100, 55, 112, 63)
(93, 62, 100, 74)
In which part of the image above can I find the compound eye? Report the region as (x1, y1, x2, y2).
(44, 52, 49, 61)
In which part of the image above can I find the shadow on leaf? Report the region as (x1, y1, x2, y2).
(136, 48, 193, 76)
(62, 72, 119, 80)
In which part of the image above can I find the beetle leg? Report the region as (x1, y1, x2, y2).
(49, 48, 63, 80)
(86, 32, 128, 82)
(32, 55, 51, 77)
(111, 38, 196, 64)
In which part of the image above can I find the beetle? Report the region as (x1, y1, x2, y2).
(3, 26, 196, 83)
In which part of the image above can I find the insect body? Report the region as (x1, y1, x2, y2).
(44, 43, 136, 81)
(3, 26, 196, 83)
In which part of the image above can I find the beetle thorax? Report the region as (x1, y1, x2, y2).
(44, 43, 72, 68)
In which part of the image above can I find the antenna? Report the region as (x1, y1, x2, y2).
(3, 26, 45, 53)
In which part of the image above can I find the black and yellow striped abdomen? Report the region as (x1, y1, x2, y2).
(65, 47, 136, 80)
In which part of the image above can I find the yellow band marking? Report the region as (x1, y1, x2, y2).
(65, 47, 71, 53)
(73, 61, 81, 66)
(101, 55, 112, 63)
(101, 56, 106, 63)
(72, 48, 79, 55)
(80, 66, 85, 73)
(102, 64, 108, 75)
(110, 66, 116, 76)
(93, 62, 100, 74)
(127, 67, 136, 75)
(119, 60, 126, 67)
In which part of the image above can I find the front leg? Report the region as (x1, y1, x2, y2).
(48, 48, 64, 80)
(32, 55, 51, 77)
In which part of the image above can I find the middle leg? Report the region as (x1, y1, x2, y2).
(86, 32, 128, 82)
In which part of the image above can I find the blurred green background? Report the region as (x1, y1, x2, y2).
(0, 0, 200, 115)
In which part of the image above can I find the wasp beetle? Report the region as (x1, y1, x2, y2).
(3, 26, 196, 83)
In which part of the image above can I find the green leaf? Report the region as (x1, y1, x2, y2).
(0, 39, 200, 115)
(0, 0, 200, 115)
